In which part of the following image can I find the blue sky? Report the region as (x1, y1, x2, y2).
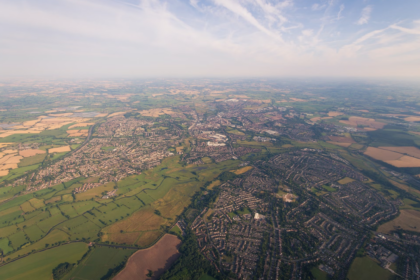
(0, 0, 419, 78)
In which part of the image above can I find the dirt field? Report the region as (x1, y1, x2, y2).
(232, 166, 253, 175)
(114, 234, 181, 280)
(340, 117, 385, 130)
(310, 116, 332, 122)
(378, 210, 420, 233)
(19, 149, 46, 157)
(328, 111, 344, 117)
(49, 146, 71, 153)
(364, 147, 403, 161)
(405, 116, 420, 122)
(380, 146, 420, 159)
(0, 170, 9, 176)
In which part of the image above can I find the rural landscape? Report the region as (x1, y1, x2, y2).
(0, 79, 420, 280)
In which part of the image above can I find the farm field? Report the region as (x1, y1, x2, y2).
(62, 246, 136, 280)
(347, 256, 393, 280)
(377, 210, 420, 233)
(114, 234, 181, 280)
(364, 147, 420, 167)
(0, 242, 88, 280)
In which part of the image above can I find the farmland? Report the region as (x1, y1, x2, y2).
(347, 256, 393, 280)
(377, 210, 420, 233)
(114, 234, 181, 280)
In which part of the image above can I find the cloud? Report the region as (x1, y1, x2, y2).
(0, 0, 418, 78)
(312, 3, 326, 11)
(357, 5, 372, 25)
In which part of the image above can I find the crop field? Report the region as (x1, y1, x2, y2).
(18, 153, 46, 167)
(380, 146, 420, 158)
(49, 145, 71, 153)
(363, 147, 420, 167)
(232, 166, 253, 175)
(0, 243, 88, 280)
(340, 116, 385, 130)
(0, 237, 13, 254)
(328, 111, 343, 117)
(114, 234, 181, 280)
(19, 149, 46, 157)
(347, 256, 393, 280)
(377, 210, 420, 233)
(62, 246, 136, 280)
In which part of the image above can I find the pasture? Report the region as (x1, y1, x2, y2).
(0, 243, 88, 280)
(377, 210, 420, 233)
(62, 246, 136, 280)
(347, 256, 393, 280)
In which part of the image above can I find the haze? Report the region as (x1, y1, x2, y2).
(1, 0, 420, 78)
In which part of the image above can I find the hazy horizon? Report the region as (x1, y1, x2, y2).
(1, 0, 420, 79)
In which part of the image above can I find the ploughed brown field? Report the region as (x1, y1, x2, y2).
(364, 147, 420, 167)
(328, 111, 343, 117)
(114, 234, 181, 280)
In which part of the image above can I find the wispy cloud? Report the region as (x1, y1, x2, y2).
(357, 5, 373, 25)
(0, 0, 419, 78)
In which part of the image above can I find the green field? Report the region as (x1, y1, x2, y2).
(0, 243, 88, 280)
(62, 246, 135, 280)
(347, 257, 393, 280)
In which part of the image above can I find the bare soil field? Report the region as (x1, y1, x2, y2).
(380, 146, 420, 159)
(114, 234, 181, 280)
(19, 149, 46, 157)
(405, 116, 420, 122)
(310, 116, 332, 122)
(340, 116, 385, 130)
(364, 147, 403, 161)
(378, 210, 420, 233)
(49, 146, 71, 153)
(67, 129, 88, 137)
(328, 111, 344, 117)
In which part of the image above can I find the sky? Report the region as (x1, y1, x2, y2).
(1, 0, 420, 78)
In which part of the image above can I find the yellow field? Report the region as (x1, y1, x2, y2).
(338, 177, 355, 184)
(207, 180, 221, 190)
(387, 156, 420, 167)
(139, 108, 180, 118)
(108, 112, 127, 118)
(377, 210, 420, 233)
(68, 122, 94, 129)
(380, 146, 420, 159)
(310, 116, 332, 122)
(232, 166, 253, 175)
(136, 231, 163, 247)
(364, 147, 403, 161)
(0, 115, 93, 138)
(67, 129, 88, 137)
(0, 143, 13, 148)
(49, 146, 71, 153)
(19, 149, 46, 157)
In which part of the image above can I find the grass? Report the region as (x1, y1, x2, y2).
(62, 246, 136, 280)
(199, 274, 216, 280)
(170, 224, 182, 236)
(322, 185, 337, 192)
(0, 243, 88, 280)
(310, 267, 328, 280)
(377, 209, 420, 233)
(18, 154, 46, 167)
(232, 166, 253, 175)
(0, 237, 13, 254)
(338, 177, 355, 184)
(347, 256, 393, 280)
